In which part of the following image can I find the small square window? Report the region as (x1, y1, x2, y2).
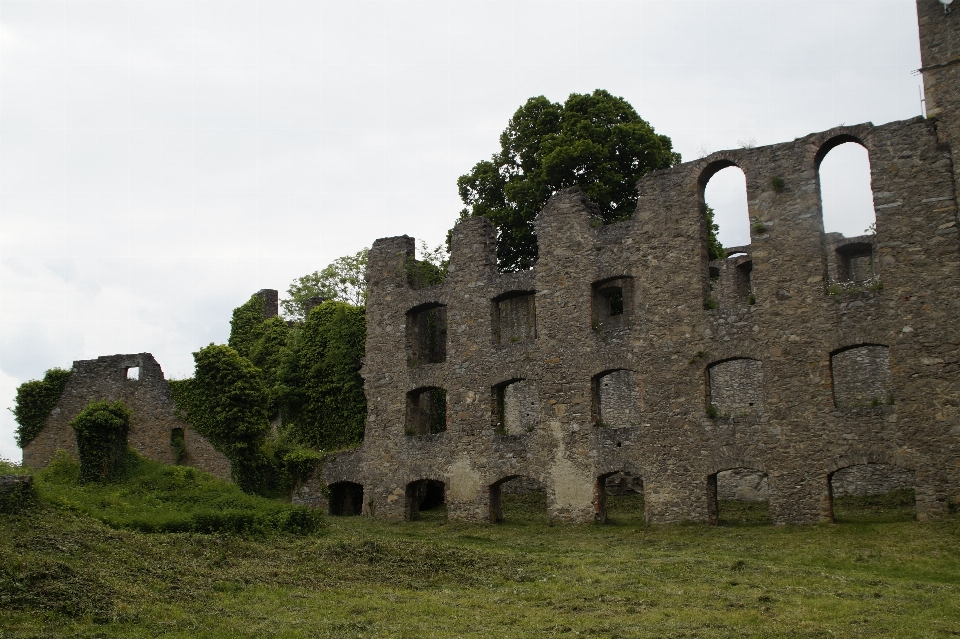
(126, 366, 140, 380)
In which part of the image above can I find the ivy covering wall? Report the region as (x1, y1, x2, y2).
(169, 295, 364, 494)
(12, 368, 72, 447)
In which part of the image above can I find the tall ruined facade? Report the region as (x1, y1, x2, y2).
(305, 0, 960, 525)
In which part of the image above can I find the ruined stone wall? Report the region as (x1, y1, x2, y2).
(315, 108, 960, 526)
(831, 464, 915, 498)
(300, 1, 960, 525)
(717, 469, 769, 502)
(22, 354, 231, 481)
(502, 379, 539, 435)
(708, 359, 763, 417)
(596, 369, 643, 427)
(831, 345, 893, 408)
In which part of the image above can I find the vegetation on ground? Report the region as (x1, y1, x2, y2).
(1, 468, 957, 638)
(5, 452, 321, 536)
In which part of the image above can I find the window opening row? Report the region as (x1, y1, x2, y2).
(405, 282, 634, 366)
(327, 463, 917, 526)
(403, 344, 892, 437)
(702, 141, 877, 303)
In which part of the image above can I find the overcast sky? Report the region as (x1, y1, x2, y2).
(0, 0, 924, 461)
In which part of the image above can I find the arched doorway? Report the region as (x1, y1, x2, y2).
(825, 464, 915, 523)
(405, 479, 446, 521)
(488, 475, 547, 524)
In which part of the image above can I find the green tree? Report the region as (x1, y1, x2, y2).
(281, 249, 369, 320)
(280, 301, 366, 450)
(405, 240, 450, 289)
(173, 344, 271, 492)
(70, 400, 132, 483)
(457, 90, 681, 271)
(705, 204, 725, 261)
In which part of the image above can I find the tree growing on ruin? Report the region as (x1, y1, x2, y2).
(456, 90, 682, 271)
(281, 248, 369, 320)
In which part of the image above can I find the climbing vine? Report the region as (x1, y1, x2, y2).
(12, 368, 72, 447)
(70, 400, 133, 483)
(280, 301, 367, 451)
(228, 294, 267, 359)
(170, 345, 271, 493)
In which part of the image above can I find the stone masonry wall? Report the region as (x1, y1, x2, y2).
(708, 359, 763, 417)
(300, 1, 960, 525)
(502, 379, 539, 435)
(22, 354, 231, 481)
(597, 369, 643, 427)
(831, 345, 893, 408)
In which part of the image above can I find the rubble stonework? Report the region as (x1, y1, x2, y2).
(22, 354, 231, 480)
(304, 1, 960, 525)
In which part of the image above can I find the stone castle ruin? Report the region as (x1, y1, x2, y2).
(305, 0, 960, 525)
(22, 353, 231, 480)
(20, 1, 960, 525)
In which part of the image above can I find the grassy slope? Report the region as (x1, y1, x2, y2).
(2, 477, 959, 638)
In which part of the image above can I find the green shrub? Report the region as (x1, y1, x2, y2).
(70, 400, 133, 483)
(706, 404, 720, 419)
(12, 368, 72, 447)
(771, 176, 785, 193)
(174, 345, 271, 493)
(36, 453, 322, 536)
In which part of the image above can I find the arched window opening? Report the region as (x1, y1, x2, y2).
(818, 140, 876, 239)
(488, 475, 547, 524)
(406, 303, 447, 365)
(592, 369, 642, 428)
(702, 164, 753, 308)
(592, 277, 634, 332)
(492, 379, 539, 435)
(405, 479, 446, 520)
(830, 345, 892, 409)
(329, 481, 364, 516)
(405, 387, 447, 436)
(707, 468, 771, 525)
(492, 291, 536, 344)
(706, 358, 763, 418)
(824, 464, 915, 523)
(595, 471, 644, 524)
(703, 164, 751, 251)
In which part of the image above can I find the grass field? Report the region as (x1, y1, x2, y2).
(1, 462, 958, 638)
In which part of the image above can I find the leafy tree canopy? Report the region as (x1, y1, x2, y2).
(457, 89, 681, 271)
(705, 204, 725, 261)
(281, 248, 369, 319)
